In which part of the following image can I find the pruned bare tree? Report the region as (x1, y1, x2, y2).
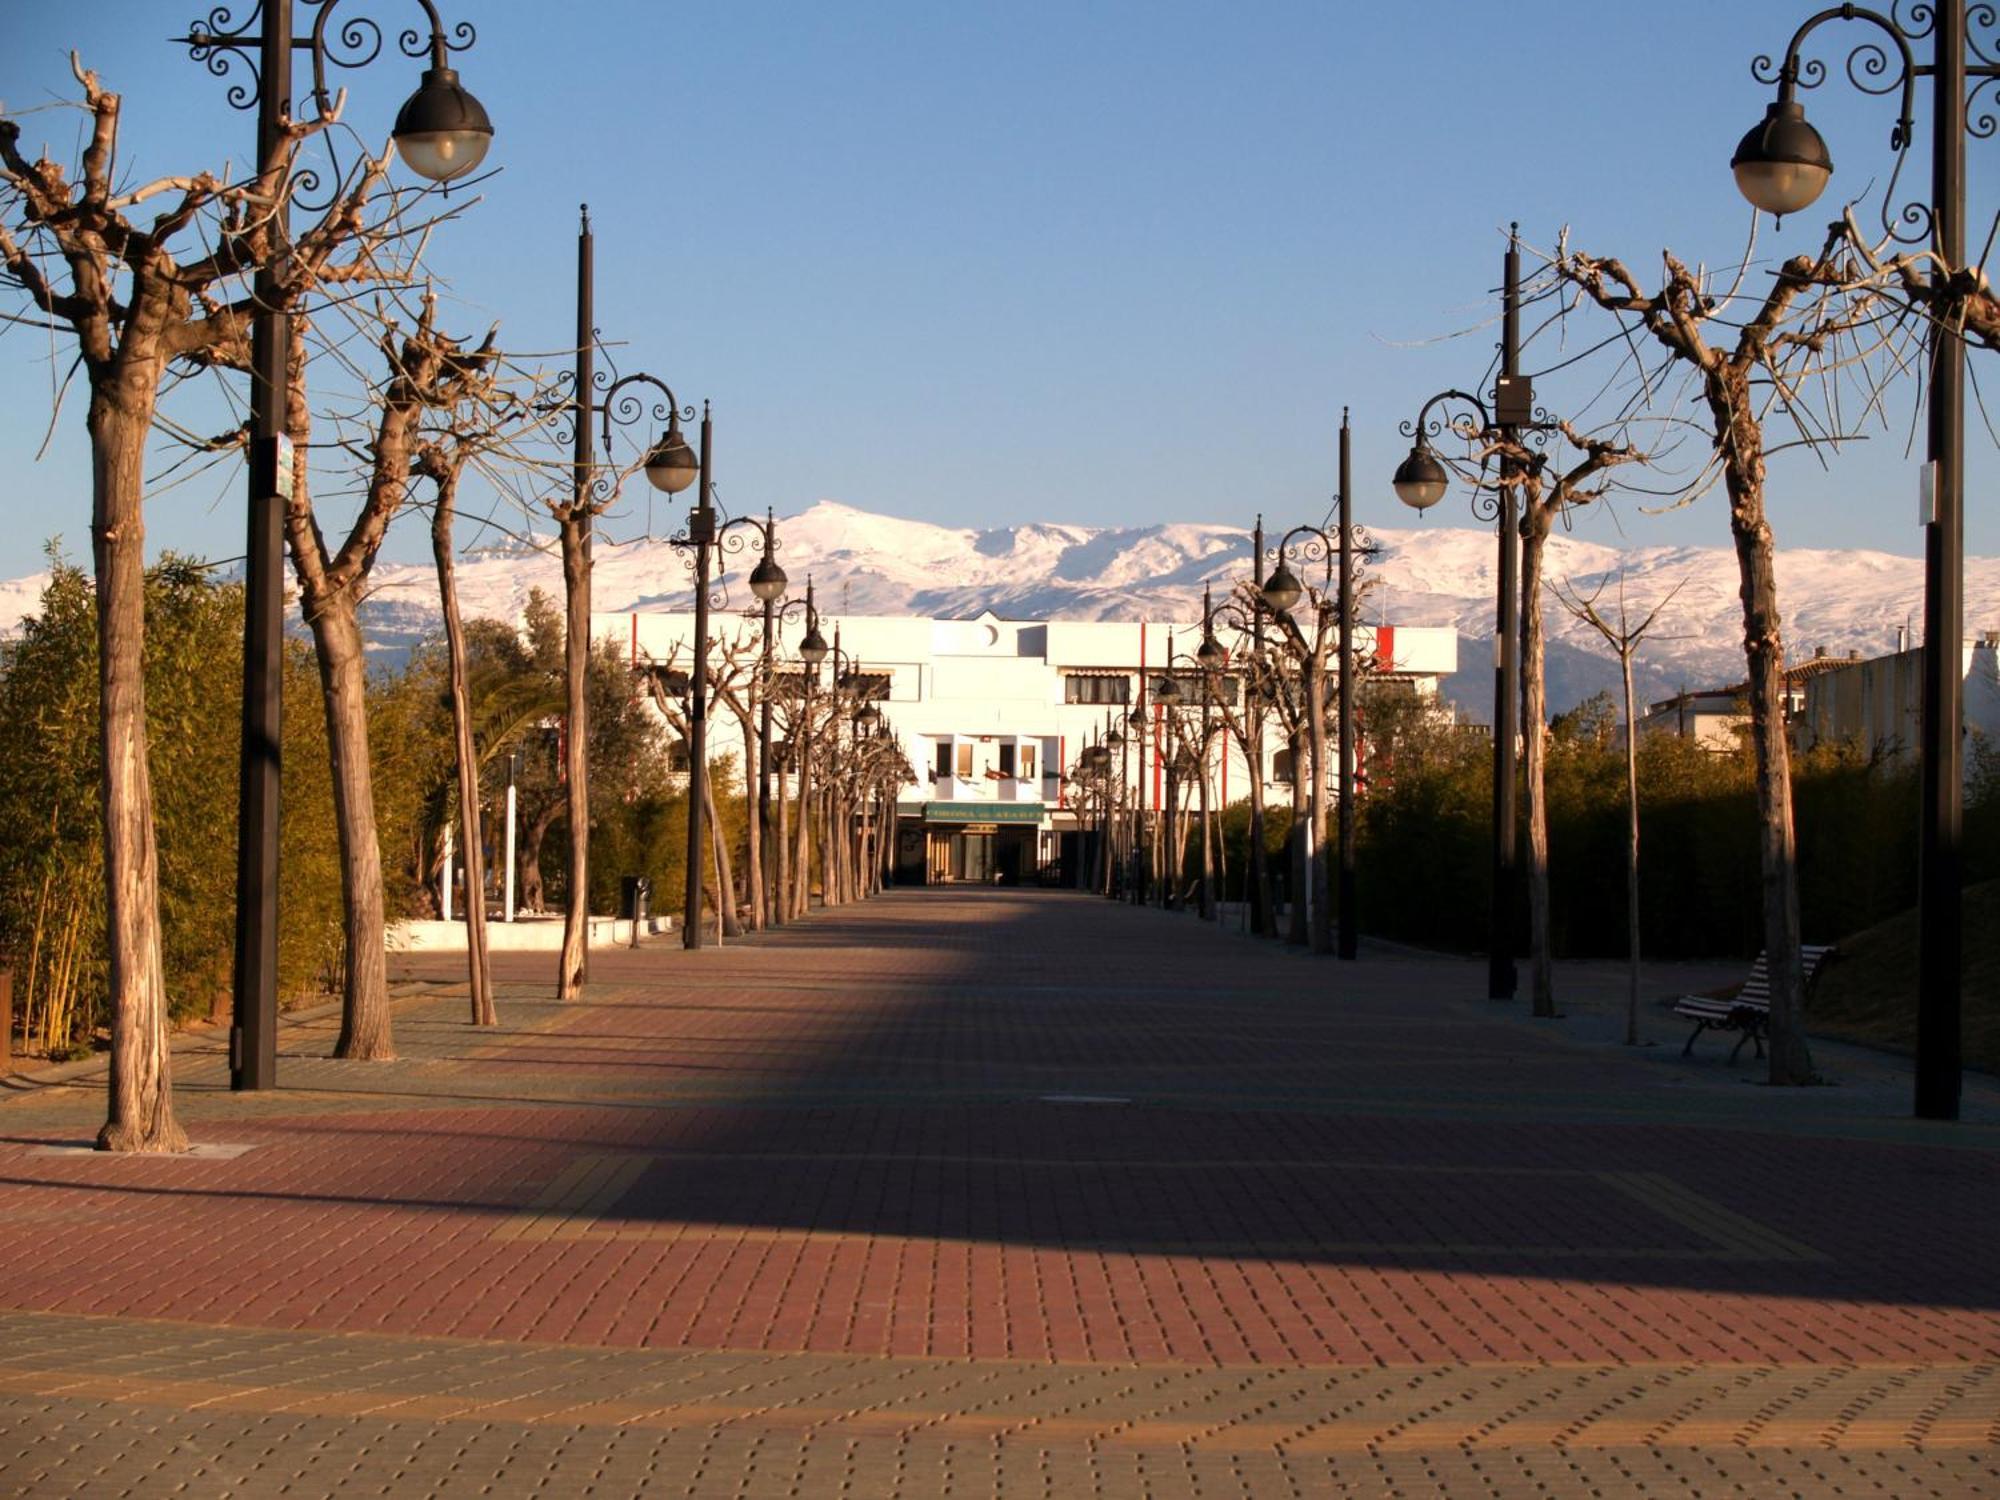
(0, 60, 445, 1146)
(1551, 573, 1690, 1047)
(409, 321, 564, 1030)
(1555, 221, 1916, 1084)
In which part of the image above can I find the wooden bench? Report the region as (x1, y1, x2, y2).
(1674, 945, 1834, 1061)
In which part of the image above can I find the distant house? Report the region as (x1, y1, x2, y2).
(1797, 632, 2000, 765)
(1636, 647, 1865, 752)
(601, 607, 1458, 886)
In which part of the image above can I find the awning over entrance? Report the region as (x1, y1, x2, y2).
(923, 801, 1043, 825)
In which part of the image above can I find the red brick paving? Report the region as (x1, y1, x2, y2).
(1, 889, 1996, 1492)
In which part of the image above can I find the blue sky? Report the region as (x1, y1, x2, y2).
(3, 0, 1996, 581)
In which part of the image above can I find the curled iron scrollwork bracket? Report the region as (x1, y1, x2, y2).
(1750, 4, 1928, 243)
(1271, 523, 1337, 596)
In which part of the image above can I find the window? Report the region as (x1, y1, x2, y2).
(1155, 671, 1240, 707)
(955, 743, 974, 778)
(1064, 674, 1130, 705)
(935, 741, 952, 779)
(1020, 744, 1037, 780)
(840, 670, 892, 701)
(998, 743, 1016, 777)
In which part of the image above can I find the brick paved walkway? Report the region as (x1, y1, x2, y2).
(1, 889, 1995, 1496)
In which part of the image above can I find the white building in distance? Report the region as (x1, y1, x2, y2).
(601, 608, 1458, 885)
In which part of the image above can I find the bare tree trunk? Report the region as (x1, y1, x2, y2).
(794, 773, 813, 919)
(739, 710, 763, 929)
(1719, 374, 1812, 1084)
(557, 512, 591, 999)
(520, 801, 559, 915)
(1520, 510, 1556, 1017)
(1198, 727, 1214, 919)
(774, 754, 792, 926)
(1247, 748, 1274, 938)
(1287, 732, 1308, 944)
(432, 491, 494, 1027)
(706, 768, 741, 939)
(309, 595, 393, 1060)
(1621, 647, 1642, 1046)
(1307, 659, 1332, 956)
(91, 390, 186, 1153)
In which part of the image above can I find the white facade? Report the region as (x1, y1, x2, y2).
(1798, 634, 2000, 765)
(600, 607, 1457, 880)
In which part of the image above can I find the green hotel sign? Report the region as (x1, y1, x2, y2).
(924, 802, 1043, 825)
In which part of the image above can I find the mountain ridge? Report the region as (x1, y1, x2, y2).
(5, 499, 1996, 720)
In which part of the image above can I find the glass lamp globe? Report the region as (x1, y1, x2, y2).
(391, 66, 494, 183)
(643, 424, 699, 494)
(1392, 444, 1450, 512)
(1731, 99, 1833, 217)
(749, 553, 788, 602)
(1261, 562, 1303, 613)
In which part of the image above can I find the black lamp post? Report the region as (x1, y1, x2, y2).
(1195, 587, 1231, 922)
(1728, 5, 1975, 1121)
(717, 510, 790, 926)
(567, 205, 703, 956)
(1126, 692, 1150, 903)
(1257, 525, 1337, 955)
(1393, 227, 1539, 1001)
(794, 583, 829, 915)
(1103, 716, 1127, 898)
(176, 0, 493, 1092)
(1261, 413, 1367, 960)
(1151, 661, 1186, 908)
(764, 578, 817, 924)
(1395, 385, 1519, 1000)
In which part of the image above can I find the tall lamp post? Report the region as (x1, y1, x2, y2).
(1195, 588, 1231, 922)
(793, 587, 830, 917)
(662, 407, 725, 949)
(177, 0, 494, 1091)
(1395, 386, 1518, 998)
(1126, 691, 1150, 903)
(763, 574, 818, 925)
(1333, 412, 1362, 960)
(1151, 662, 1186, 908)
(570, 210, 704, 960)
(717, 510, 791, 927)
(1257, 526, 1337, 955)
(1727, 5, 1974, 1119)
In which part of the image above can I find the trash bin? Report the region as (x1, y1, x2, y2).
(620, 875, 650, 921)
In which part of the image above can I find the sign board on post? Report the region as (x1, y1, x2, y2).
(923, 802, 1043, 825)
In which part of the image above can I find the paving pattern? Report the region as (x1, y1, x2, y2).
(1, 888, 1996, 1496)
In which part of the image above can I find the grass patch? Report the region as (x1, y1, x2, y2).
(1808, 877, 1999, 1074)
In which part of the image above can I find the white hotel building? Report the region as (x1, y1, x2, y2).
(601, 609, 1457, 886)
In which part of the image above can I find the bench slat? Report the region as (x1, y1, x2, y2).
(1675, 946, 1835, 1049)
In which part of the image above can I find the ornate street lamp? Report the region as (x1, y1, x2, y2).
(1255, 523, 1337, 955)
(1394, 229, 1541, 1001)
(176, 0, 493, 1091)
(1730, 4, 1978, 1119)
(1259, 412, 1367, 959)
(566, 206, 708, 957)
(714, 510, 790, 928)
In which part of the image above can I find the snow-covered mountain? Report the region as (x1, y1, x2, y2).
(5, 499, 1996, 719)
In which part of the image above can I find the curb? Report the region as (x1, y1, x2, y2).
(0, 980, 448, 1096)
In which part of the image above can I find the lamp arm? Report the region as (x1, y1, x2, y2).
(1756, 5, 1917, 148)
(1401, 389, 1492, 446)
(596, 371, 691, 458)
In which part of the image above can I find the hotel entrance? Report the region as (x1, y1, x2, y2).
(944, 827, 995, 883)
(907, 802, 1044, 886)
